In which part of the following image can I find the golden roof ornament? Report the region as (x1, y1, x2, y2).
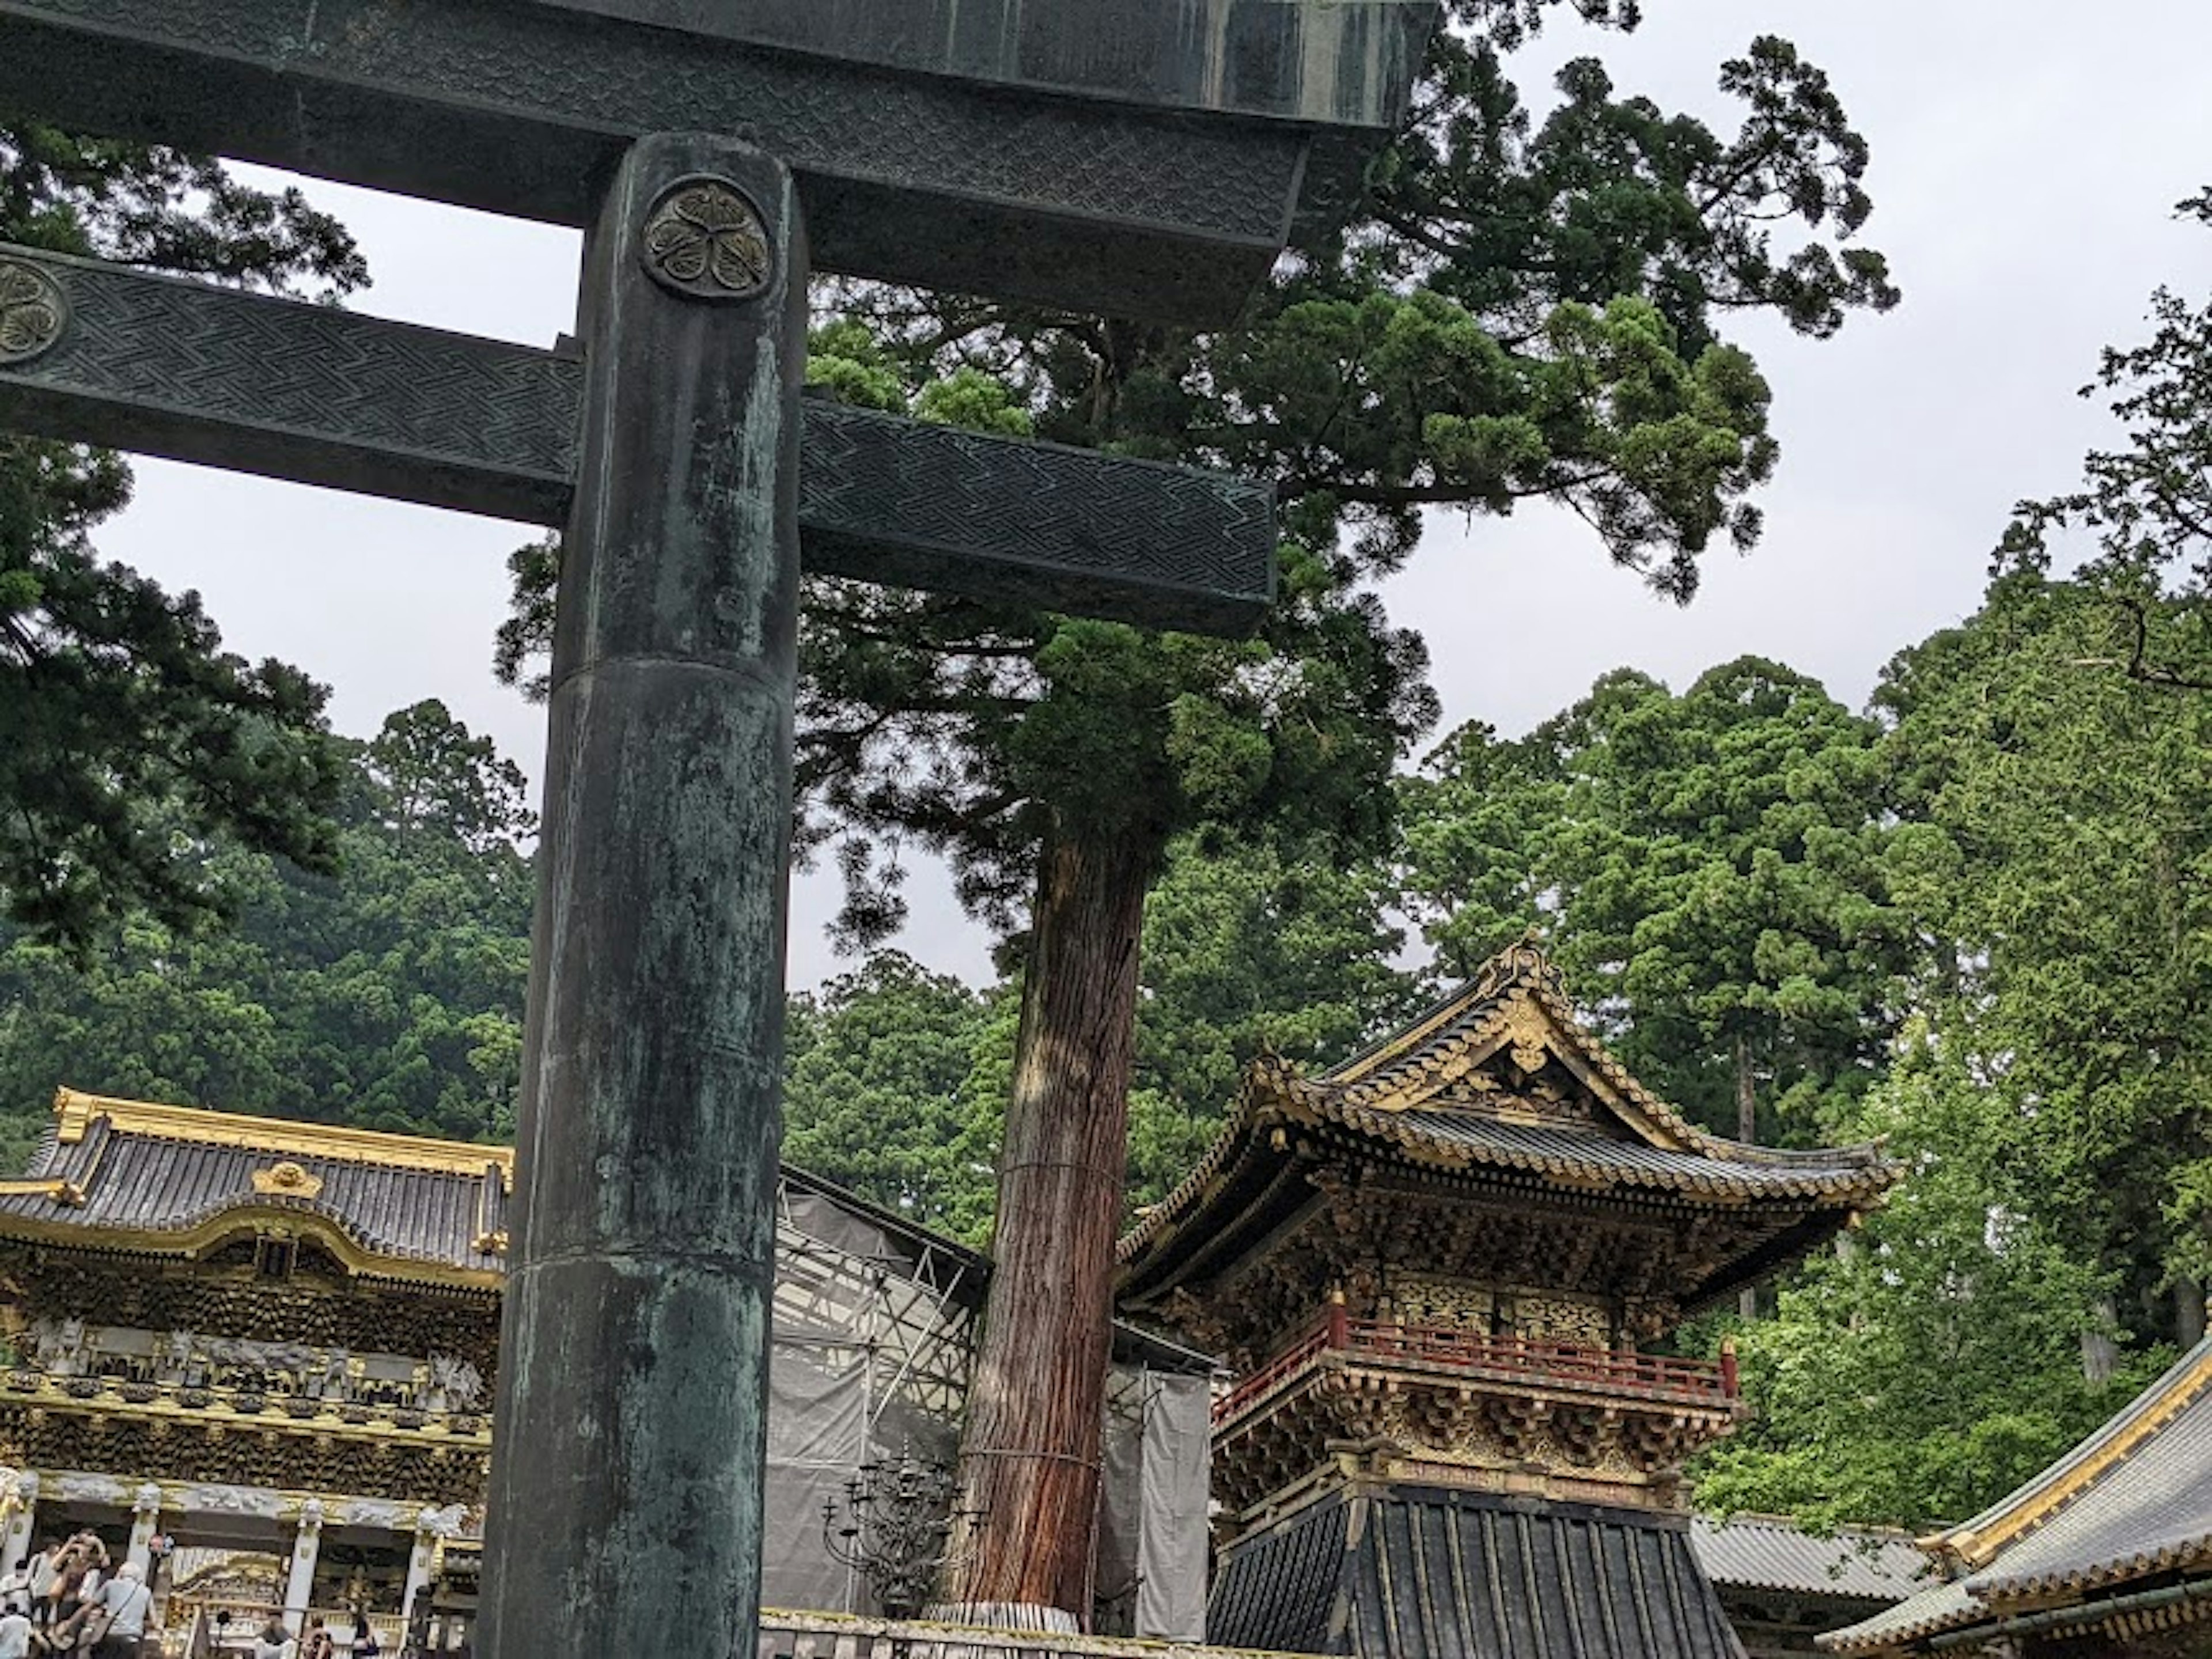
(251, 1161, 325, 1200)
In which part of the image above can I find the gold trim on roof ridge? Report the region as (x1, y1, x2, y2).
(1115, 942, 1900, 1270)
(0, 1204, 503, 1291)
(0, 1178, 84, 1207)
(54, 1087, 514, 1190)
(251, 1161, 325, 1199)
(1925, 1340, 2212, 1570)
(1323, 947, 1714, 1157)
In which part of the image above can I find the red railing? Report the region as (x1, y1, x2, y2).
(1213, 1309, 1737, 1426)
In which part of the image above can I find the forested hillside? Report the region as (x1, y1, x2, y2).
(0, 701, 535, 1168)
(3, 42, 2207, 1553)
(9, 548, 2209, 1534)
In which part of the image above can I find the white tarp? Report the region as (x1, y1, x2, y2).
(762, 1177, 1210, 1628)
(1096, 1368, 1210, 1639)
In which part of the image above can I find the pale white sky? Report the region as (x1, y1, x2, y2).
(91, 0, 2212, 988)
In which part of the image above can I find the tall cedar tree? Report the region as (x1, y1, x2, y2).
(502, 2, 1897, 1612)
(1962, 190, 2212, 1347)
(1998, 189, 2212, 690)
(0, 124, 366, 945)
(1399, 658, 1906, 1149)
(1878, 574, 2212, 1357)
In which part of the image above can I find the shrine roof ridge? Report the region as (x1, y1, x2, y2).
(45, 1087, 516, 1185)
(1931, 1335, 2212, 1572)
(1822, 1334, 2212, 1653)
(1117, 941, 1901, 1275)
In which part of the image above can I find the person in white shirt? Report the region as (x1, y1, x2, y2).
(0, 1597, 31, 1659)
(26, 1541, 59, 1634)
(88, 1560, 150, 1659)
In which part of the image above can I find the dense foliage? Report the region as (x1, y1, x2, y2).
(0, 124, 367, 945)
(1397, 657, 1907, 1145)
(13, 7, 2212, 1566)
(0, 702, 533, 1171)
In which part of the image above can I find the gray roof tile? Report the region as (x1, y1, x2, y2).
(1823, 1335, 2212, 1651)
(0, 1094, 507, 1275)
(1690, 1516, 1925, 1603)
(1211, 1489, 1747, 1658)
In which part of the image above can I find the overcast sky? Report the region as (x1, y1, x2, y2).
(92, 1, 2212, 990)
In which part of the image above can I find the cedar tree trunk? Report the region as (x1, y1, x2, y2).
(954, 820, 1152, 1616)
(2179, 1277, 2207, 1350)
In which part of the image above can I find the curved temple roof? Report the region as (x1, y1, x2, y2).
(1119, 942, 1900, 1294)
(1211, 1488, 1747, 1659)
(0, 1087, 1220, 1375)
(1690, 1516, 1926, 1606)
(0, 1088, 513, 1284)
(1823, 1335, 2212, 1652)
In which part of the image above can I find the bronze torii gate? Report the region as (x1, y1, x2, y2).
(0, 5, 1435, 1654)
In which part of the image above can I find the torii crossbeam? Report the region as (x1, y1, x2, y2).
(0, 4, 1436, 1654)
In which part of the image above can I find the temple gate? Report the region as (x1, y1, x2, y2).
(0, 4, 1437, 1653)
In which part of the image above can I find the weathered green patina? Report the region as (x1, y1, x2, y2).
(0, 4, 1438, 1653)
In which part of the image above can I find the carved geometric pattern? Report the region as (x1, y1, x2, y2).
(798, 402, 1275, 631)
(0, 1404, 487, 1506)
(639, 179, 772, 302)
(1212, 1363, 1736, 1518)
(1513, 1294, 1611, 1347)
(529, 0, 1432, 132)
(0, 1244, 501, 1384)
(0, 0, 1309, 317)
(0, 245, 578, 522)
(0, 245, 1277, 637)
(1164, 1185, 1773, 1361)
(1388, 1275, 1493, 1333)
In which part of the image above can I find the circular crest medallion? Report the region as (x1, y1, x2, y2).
(0, 259, 68, 365)
(639, 177, 774, 302)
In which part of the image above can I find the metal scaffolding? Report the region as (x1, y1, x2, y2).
(764, 1167, 1214, 1637)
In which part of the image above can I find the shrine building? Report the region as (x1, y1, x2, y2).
(0, 1089, 502, 1643)
(1824, 1331, 2212, 1657)
(0, 944, 1920, 1656)
(0, 1086, 1210, 1651)
(1116, 942, 1904, 1658)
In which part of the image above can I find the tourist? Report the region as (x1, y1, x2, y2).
(251, 1616, 291, 1659)
(0, 1597, 28, 1659)
(64, 1535, 104, 1609)
(26, 1541, 59, 1633)
(299, 1615, 334, 1659)
(82, 1561, 149, 1659)
(48, 1542, 90, 1640)
(350, 1604, 381, 1658)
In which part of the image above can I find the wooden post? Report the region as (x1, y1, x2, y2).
(480, 132, 808, 1659)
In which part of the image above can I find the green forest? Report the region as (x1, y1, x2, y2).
(6, 0, 2212, 1562)
(12, 550, 2212, 1534)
